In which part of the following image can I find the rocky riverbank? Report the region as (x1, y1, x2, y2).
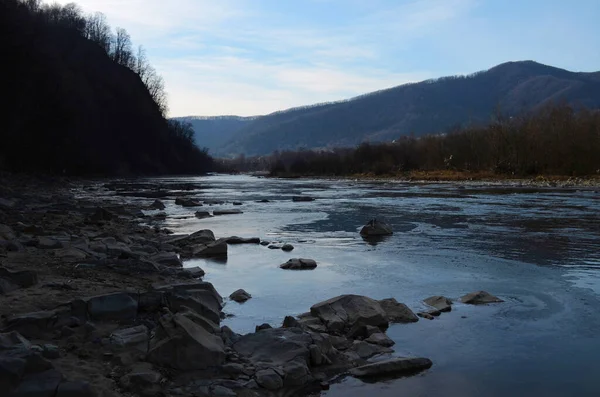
(0, 175, 502, 397)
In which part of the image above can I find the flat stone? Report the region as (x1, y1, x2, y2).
(423, 296, 452, 312)
(460, 291, 504, 304)
(225, 236, 260, 244)
(194, 211, 212, 219)
(349, 357, 433, 378)
(37, 237, 63, 249)
(310, 294, 388, 333)
(41, 344, 60, 359)
(149, 252, 182, 267)
(292, 196, 314, 202)
(9, 369, 63, 397)
(213, 209, 243, 215)
(110, 325, 149, 352)
(55, 380, 95, 397)
(0, 267, 38, 289)
(364, 332, 395, 347)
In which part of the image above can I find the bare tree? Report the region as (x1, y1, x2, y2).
(111, 27, 134, 68)
(85, 12, 112, 54)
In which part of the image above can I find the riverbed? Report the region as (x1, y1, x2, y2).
(95, 174, 600, 397)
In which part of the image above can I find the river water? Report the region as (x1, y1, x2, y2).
(100, 174, 600, 397)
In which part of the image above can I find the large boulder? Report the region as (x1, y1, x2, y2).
(157, 282, 223, 325)
(423, 296, 452, 312)
(460, 291, 504, 304)
(255, 368, 283, 390)
(147, 313, 225, 370)
(279, 258, 317, 270)
(110, 325, 149, 352)
(349, 357, 432, 379)
(310, 295, 389, 333)
(360, 219, 393, 236)
(378, 298, 418, 323)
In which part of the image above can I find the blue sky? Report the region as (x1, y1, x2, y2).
(56, 0, 600, 117)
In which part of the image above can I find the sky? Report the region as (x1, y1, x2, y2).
(55, 0, 600, 117)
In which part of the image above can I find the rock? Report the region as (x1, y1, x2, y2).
(378, 298, 419, 323)
(229, 289, 252, 303)
(347, 340, 393, 360)
(147, 313, 225, 370)
(364, 332, 395, 347)
(3, 309, 74, 339)
(54, 248, 88, 261)
(360, 219, 393, 236)
(37, 237, 63, 249)
(460, 291, 504, 304)
(0, 356, 26, 390)
(182, 240, 228, 259)
(178, 266, 205, 279)
(148, 199, 166, 210)
(41, 344, 60, 359)
(211, 385, 236, 396)
(194, 211, 212, 219)
(84, 292, 139, 322)
(9, 369, 63, 397)
(180, 309, 220, 334)
(225, 236, 260, 244)
(417, 312, 435, 320)
(204, 199, 225, 205)
(232, 202, 243, 206)
(119, 363, 162, 391)
(292, 196, 314, 202)
(349, 357, 433, 379)
(213, 209, 243, 215)
(175, 197, 202, 207)
(110, 325, 149, 352)
(281, 244, 294, 252)
(60, 326, 76, 338)
(310, 295, 388, 333)
(55, 381, 95, 397)
(233, 327, 315, 369)
(259, 241, 270, 246)
(279, 258, 317, 270)
(255, 368, 283, 390)
(0, 267, 38, 289)
(255, 323, 272, 332)
(89, 207, 116, 222)
(423, 296, 452, 312)
(161, 283, 223, 325)
(149, 252, 182, 267)
(309, 344, 322, 366)
(282, 316, 302, 328)
(283, 360, 311, 386)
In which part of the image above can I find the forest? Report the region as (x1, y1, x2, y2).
(0, 0, 213, 175)
(224, 104, 600, 178)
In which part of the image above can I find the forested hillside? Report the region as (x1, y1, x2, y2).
(0, 0, 213, 175)
(195, 61, 600, 157)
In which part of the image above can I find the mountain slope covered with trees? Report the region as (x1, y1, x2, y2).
(0, 0, 213, 175)
(196, 61, 600, 157)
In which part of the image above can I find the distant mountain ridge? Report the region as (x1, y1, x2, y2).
(179, 61, 600, 157)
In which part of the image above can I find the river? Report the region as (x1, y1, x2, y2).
(97, 174, 600, 397)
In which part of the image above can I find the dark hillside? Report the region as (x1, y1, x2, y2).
(0, 0, 212, 175)
(212, 61, 600, 156)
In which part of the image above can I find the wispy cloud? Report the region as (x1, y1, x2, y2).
(54, 0, 600, 116)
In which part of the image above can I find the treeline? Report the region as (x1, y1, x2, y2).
(231, 104, 599, 177)
(1, 0, 213, 175)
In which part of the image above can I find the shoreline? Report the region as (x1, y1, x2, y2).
(0, 177, 438, 397)
(267, 171, 600, 188)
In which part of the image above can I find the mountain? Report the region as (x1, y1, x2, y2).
(0, 0, 212, 175)
(171, 116, 256, 152)
(187, 61, 600, 157)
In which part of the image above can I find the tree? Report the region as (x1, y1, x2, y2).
(111, 27, 134, 68)
(85, 12, 111, 53)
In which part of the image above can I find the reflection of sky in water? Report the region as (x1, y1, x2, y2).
(78, 175, 600, 397)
